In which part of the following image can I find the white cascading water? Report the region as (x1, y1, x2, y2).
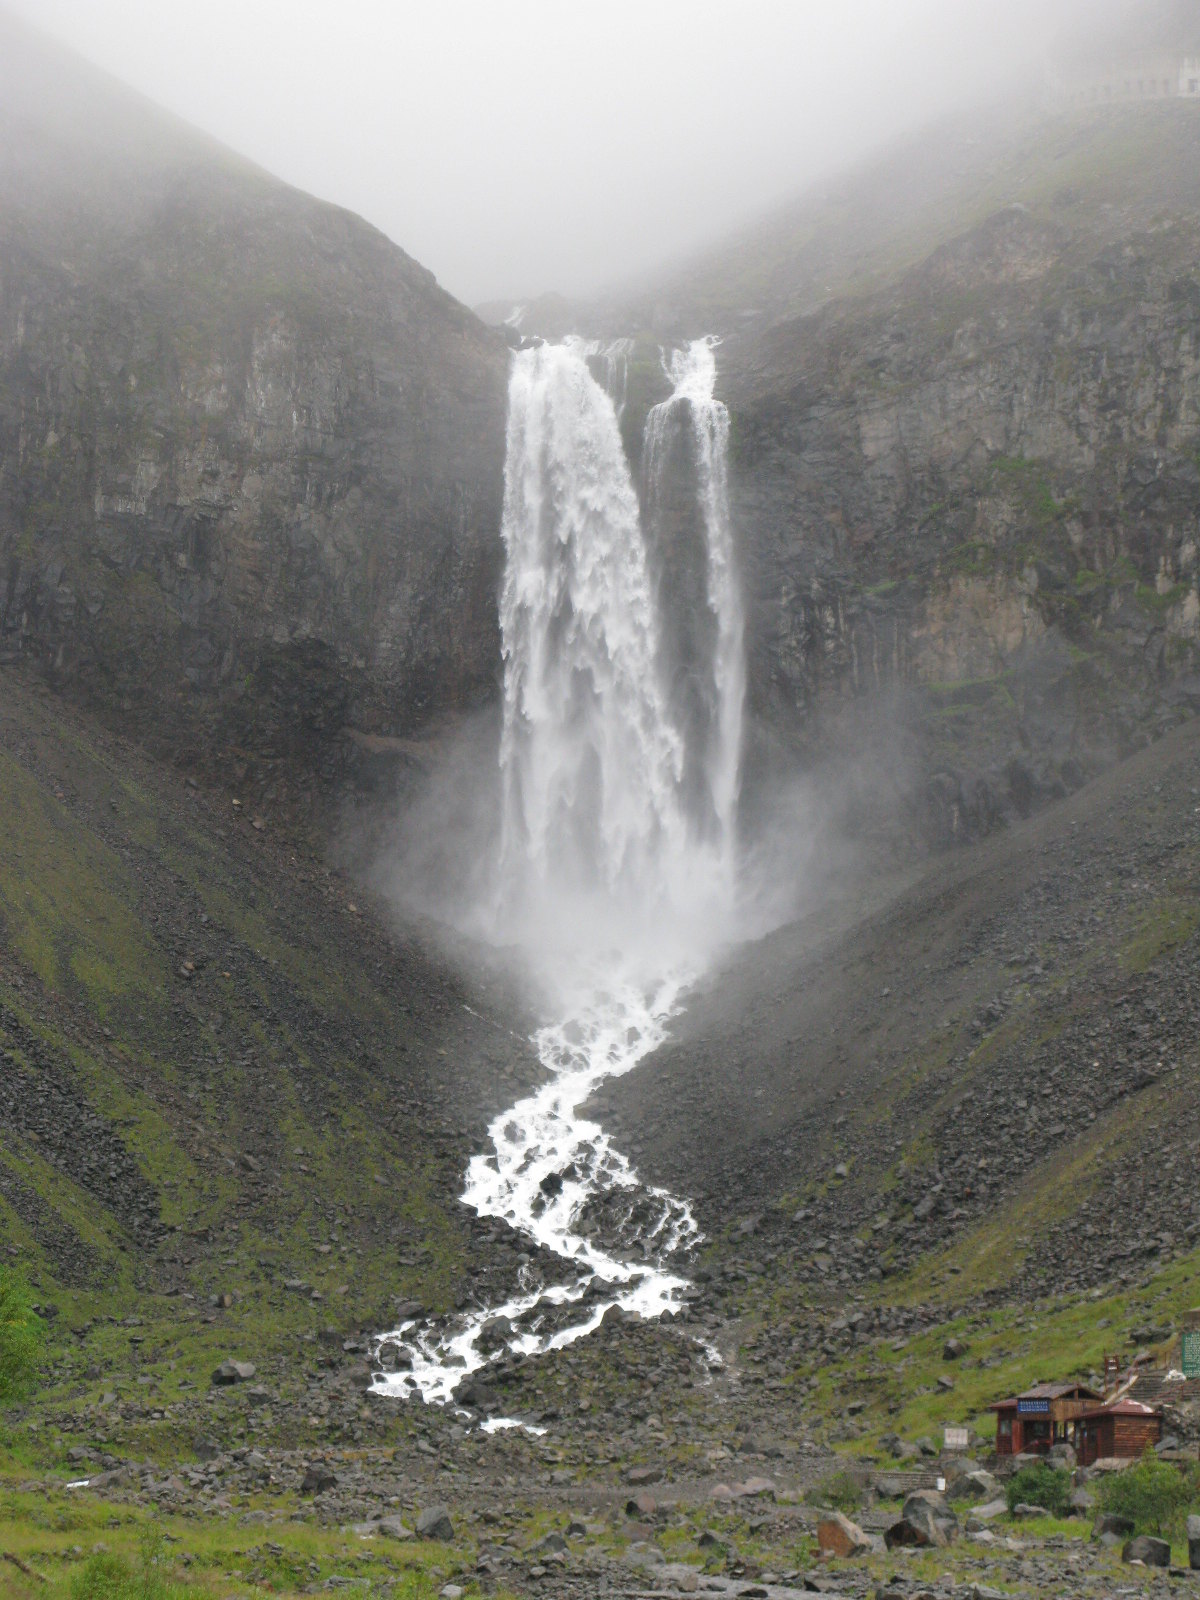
(372, 336, 744, 1422)
(644, 337, 745, 872)
(496, 338, 689, 914)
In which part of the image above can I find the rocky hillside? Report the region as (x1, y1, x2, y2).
(0, 13, 509, 792)
(3, 661, 1199, 1600)
(600, 708, 1200, 1464)
(0, 666, 539, 1411)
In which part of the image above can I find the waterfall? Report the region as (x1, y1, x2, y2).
(599, 336, 634, 418)
(372, 333, 744, 1424)
(496, 337, 688, 921)
(643, 337, 745, 878)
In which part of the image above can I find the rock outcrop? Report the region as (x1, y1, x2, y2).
(723, 195, 1200, 835)
(704, 113, 1200, 842)
(0, 13, 508, 782)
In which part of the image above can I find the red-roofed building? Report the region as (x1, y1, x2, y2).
(990, 1382, 1104, 1456)
(1076, 1399, 1163, 1467)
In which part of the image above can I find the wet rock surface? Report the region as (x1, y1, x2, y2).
(721, 194, 1200, 840)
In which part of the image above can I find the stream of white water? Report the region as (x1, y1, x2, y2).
(371, 336, 743, 1420)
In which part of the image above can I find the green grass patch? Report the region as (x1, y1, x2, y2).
(0, 751, 166, 1017)
(944, 540, 997, 578)
(0, 1484, 507, 1599)
(800, 1233, 1200, 1455)
(1119, 897, 1200, 974)
(0, 1268, 43, 1404)
(990, 455, 1070, 529)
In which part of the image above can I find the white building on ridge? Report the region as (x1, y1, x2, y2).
(1054, 51, 1200, 105)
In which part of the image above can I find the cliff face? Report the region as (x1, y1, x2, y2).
(7, 15, 1200, 844)
(706, 109, 1200, 842)
(0, 16, 509, 780)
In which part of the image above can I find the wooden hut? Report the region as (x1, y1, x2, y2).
(1076, 1399, 1162, 1466)
(990, 1382, 1104, 1456)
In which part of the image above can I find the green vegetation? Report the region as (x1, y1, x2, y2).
(990, 455, 1071, 530)
(761, 1213, 1200, 1458)
(813, 1465, 866, 1515)
(944, 539, 997, 578)
(1097, 1452, 1199, 1540)
(0, 683, 483, 1479)
(1107, 554, 1141, 587)
(0, 1266, 42, 1403)
(1005, 1461, 1072, 1517)
(1065, 556, 1197, 620)
(1120, 897, 1200, 974)
(67, 1538, 194, 1600)
(1136, 581, 1190, 614)
(0, 1487, 503, 1599)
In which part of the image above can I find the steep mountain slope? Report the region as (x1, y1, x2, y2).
(0, 13, 509, 787)
(6, 662, 1200, 1597)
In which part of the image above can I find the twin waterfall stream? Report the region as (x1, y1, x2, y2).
(372, 336, 745, 1426)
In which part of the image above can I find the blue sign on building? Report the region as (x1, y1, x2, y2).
(1017, 1398, 1050, 1415)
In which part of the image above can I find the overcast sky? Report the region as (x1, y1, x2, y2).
(6, 0, 1128, 306)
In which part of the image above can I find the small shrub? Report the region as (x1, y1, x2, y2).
(1004, 1460, 1072, 1517)
(69, 1552, 133, 1600)
(0, 1267, 43, 1403)
(1097, 1450, 1193, 1538)
(814, 1466, 865, 1514)
(66, 1537, 194, 1600)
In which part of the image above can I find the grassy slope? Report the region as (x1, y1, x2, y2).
(588, 717, 1200, 1475)
(0, 1491, 503, 1600)
(0, 671, 531, 1466)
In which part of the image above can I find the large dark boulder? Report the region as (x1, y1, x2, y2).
(300, 1462, 338, 1495)
(415, 1504, 454, 1541)
(1123, 1534, 1171, 1567)
(884, 1489, 958, 1549)
(1092, 1511, 1135, 1547)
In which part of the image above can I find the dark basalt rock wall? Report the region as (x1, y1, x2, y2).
(719, 198, 1200, 842)
(0, 15, 509, 782)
